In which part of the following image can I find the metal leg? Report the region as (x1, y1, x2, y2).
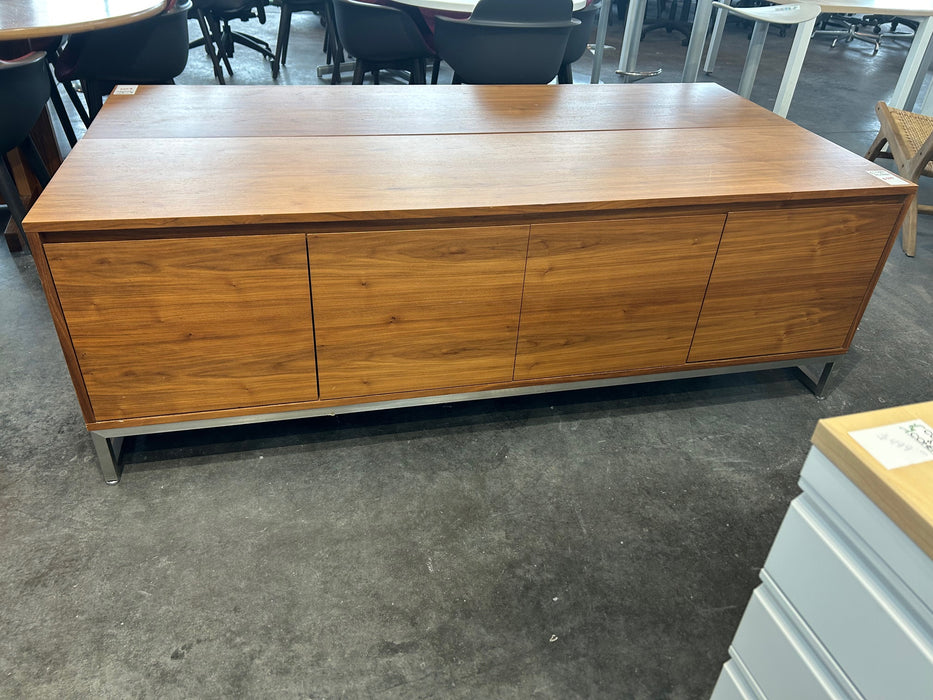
(617, 0, 648, 72)
(772, 16, 815, 118)
(90, 433, 124, 485)
(704, 4, 730, 74)
(738, 21, 769, 99)
(796, 361, 835, 398)
(894, 15, 933, 112)
(590, 0, 613, 83)
(683, 0, 714, 82)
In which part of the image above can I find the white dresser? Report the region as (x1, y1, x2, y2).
(712, 402, 933, 700)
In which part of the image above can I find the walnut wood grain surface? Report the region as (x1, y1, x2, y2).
(515, 215, 725, 380)
(0, 0, 166, 40)
(811, 401, 933, 560)
(308, 226, 528, 399)
(83, 83, 787, 139)
(24, 127, 914, 232)
(688, 202, 904, 361)
(45, 235, 318, 420)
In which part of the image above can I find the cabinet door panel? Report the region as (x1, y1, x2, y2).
(46, 235, 318, 420)
(515, 215, 725, 380)
(688, 203, 901, 362)
(308, 226, 528, 399)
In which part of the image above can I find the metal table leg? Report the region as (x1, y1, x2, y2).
(91, 433, 125, 485)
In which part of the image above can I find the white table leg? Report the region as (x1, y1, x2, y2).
(891, 15, 933, 111)
(590, 0, 614, 83)
(738, 21, 769, 99)
(772, 16, 815, 118)
(683, 0, 714, 82)
(703, 3, 730, 74)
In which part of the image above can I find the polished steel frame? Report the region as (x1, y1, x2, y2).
(88, 357, 839, 484)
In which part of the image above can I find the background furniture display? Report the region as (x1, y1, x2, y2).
(704, 1, 821, 107)
(865, 100, 933, 256)
(189, 0, 273, 84)
(434, 0, 578, 84)
(0, 0, 168, 41)
(682, 0, 933, 117)
(53, 0, 191, 122)
(558, 3, 599, 83)
(711, 401, 933, 699)
(332, 0, 435, 84)
(0, 51, 50, 254)
(23, 83, 914, 483)
(271, 0, 329, 80)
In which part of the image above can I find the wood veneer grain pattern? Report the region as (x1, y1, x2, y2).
(24, 127, 913, 232)
(84, 83, 788, 139)
(688, 202, 904, 361)
(515, 215, 725, 380)
(307, 226, 528, 399)
(45, 235, 318, 420)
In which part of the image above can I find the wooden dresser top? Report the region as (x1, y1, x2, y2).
(812, 402, 933, 560)
(24, 83, 915, 232)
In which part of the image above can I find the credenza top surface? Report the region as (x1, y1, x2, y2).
(24, 84, 915, 232)
(812, 401, 933, 560)
(81, 83, 788, 139)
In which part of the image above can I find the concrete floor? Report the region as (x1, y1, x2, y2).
(2, 6, 932, 697)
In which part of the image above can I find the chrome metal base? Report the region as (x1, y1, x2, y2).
(87, 357, 840, 483)
(616, 68, 663, 83)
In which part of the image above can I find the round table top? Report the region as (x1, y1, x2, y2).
(0, 0, 168, 41)
(393, 0, 586, 12)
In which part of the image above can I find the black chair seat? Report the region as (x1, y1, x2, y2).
(0, 52, 52, 254)
(332, 0, 435, 85)
(434, 0, 577, 85)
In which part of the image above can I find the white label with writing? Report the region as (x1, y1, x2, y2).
(849, 419, 933, 470)
(112, 85, 138, 95)
(867, 169, 911, 186)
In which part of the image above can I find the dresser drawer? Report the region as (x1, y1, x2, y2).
(765, 498, 933, 699)
(710, 659, 758, 700)
(728, 586, 849, 700)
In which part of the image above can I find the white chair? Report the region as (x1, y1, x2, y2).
(703, 2, 821, 107)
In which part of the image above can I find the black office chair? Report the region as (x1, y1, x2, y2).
(558, 3, 599, 83)
(55, 1, 192, 122)
(332, 0, 436, 85)
(272, 0, 342, 80)
(434, 0, 578, 85)
(0, 52, 52, 254)
(190, 0, 274, 84)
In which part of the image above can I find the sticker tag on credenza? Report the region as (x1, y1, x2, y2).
(867, 169, 911, 186)
(112, 85, 138, 95)
(849, 419, 933, 470)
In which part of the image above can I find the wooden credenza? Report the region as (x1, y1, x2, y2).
(23, 84, 915, 482)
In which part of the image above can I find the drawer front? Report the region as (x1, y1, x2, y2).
(765, 499, 933, 699)
(710, 660, 759, 700)
(46, 235, 319, 421)
(689, 202, 901, 362)
(308, 226, 528, 399)
(730, 587, 848, 700)
(515, 214, 724, 380)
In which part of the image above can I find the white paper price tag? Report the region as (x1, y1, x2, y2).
(849, 419, 933, 470)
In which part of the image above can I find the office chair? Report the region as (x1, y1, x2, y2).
(332, 0, 436, 84)
(0, 52, 52, 254)
(55, 1, 192, 121)
(434, 0, 578, 85)
(190, 0, 274, 84)
(559, 3, 599, 83)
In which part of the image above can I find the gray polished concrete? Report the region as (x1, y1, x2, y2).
(2, 6, 932, 697)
